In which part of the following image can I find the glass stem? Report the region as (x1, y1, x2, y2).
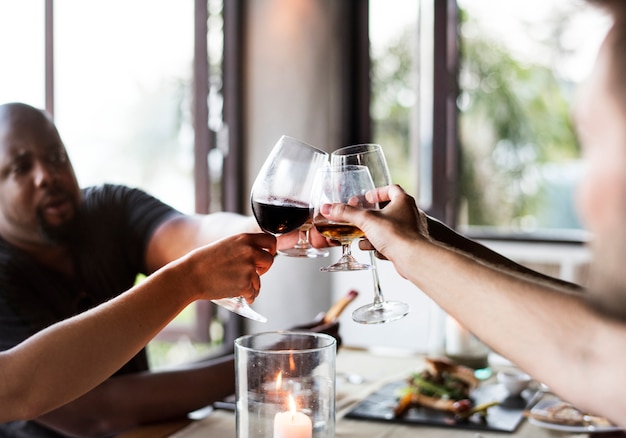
(293, 228, 308, 249)
(369, 252, 386, 306)
(342, 243, 352, 259)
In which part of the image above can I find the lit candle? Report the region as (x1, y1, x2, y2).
(273, 394, 312, 438)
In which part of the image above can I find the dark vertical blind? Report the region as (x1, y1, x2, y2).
(222, 0, 246, 214)
(429, 0, 459, 227)
(338, 0, 371, 148)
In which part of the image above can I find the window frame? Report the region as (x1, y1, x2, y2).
(428, 0, 459, 228)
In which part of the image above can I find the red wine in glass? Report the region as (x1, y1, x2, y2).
(251, 200, 310, 235)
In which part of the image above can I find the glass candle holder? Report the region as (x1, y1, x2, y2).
(235, 331, 336, 438)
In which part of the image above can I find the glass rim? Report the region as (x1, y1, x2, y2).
(322, 164, 370, 173)
(278, 134, 329, 157)
(234, 330, 336, 354)
(332, 143, 382, 156)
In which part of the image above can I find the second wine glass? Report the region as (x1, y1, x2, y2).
(312, 165, 378, 272)
(331, 143, 410, 324)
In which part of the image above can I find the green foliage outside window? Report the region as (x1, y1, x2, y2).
(458, 8, 581, 231)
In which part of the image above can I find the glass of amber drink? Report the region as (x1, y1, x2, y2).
(311, 165, 377, 272)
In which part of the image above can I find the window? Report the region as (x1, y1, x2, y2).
(0, 0, 230, 366)
(369, 0, 610, 242)
(0, 3, 45, 106)
(54, 0, 196, 212)
(369, 1, 419, 197)
(457, 0, 609, 240)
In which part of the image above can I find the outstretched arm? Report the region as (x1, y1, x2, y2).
(424, 215, 582, 291)
(144, 213, 332, 273)
(0, 232, 276, 424)
(321, 184, 626, 424)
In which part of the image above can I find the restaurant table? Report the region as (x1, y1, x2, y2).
(117, 347, 623, 438)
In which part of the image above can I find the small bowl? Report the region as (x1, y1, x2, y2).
(497, 369, 532, 396)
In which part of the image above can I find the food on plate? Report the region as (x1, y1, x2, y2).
(525, 400, 614, 428)
(394, 357, 495, 418)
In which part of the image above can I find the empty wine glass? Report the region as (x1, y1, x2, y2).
(312, 165, 377, 272)
(331, 144, 410, 324)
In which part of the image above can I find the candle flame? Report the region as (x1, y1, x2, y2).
(289, 353, 295, 371)
(275, 371, 282, 391)
(288, 394, 297, 413)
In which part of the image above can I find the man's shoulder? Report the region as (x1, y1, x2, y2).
(80, 184, 166, 212)
(81, 183, 146, 201)
(79, 183, 182, 232)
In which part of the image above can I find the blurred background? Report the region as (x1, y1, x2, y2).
(0, 0, 608, 367)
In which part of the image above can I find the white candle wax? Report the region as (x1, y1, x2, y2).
(273, 395, 312, 438)
(273, 411, 312, 438)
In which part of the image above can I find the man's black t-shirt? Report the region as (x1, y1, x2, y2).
(0, 184, 180, 437)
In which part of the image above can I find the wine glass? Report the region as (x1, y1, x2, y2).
(311, 165, 377, 272)
(280, 219, 329, 258)
(220, 136, 326, 323)
(277, 142, 330, 259)
(252, 136, 330, 259)
(331, 143, 410, 324)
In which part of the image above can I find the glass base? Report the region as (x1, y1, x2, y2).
(320, 259, 371, 272)
(211, 297, 268, 323)
(278, 245, 329, 258)
(352, 301, 410, 324)
(320, 253, 371, 272)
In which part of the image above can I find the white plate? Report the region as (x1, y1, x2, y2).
(528, 396, 622, 433)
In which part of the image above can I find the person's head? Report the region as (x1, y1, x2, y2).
(575, 1, 626, 318)
(0, 103, 81, 248)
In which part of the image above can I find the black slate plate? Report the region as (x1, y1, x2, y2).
(345, 380, 537, 433)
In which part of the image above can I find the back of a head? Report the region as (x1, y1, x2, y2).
(0, 103, 59, 153)
(0, 102, 53, 137)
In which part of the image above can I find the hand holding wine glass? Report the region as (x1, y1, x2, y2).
(331, 144, 410, 324)
(220, 135, 326, 323)
(312, 165, 378, 272)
